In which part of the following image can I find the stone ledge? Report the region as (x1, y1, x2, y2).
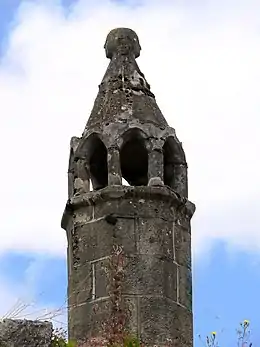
(0, 319, 53, 347)
(61, 185, 195, 229)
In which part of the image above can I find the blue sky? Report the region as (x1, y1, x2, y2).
(0, 0, 259, 346)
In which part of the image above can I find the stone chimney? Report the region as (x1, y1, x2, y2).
(61, 27, 195, 346)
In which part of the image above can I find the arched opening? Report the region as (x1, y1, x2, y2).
(163, 137, 187, 197)
(86, 135, 108, 191)
(120, 129, 148, 186)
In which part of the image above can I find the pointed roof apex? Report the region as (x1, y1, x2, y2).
(83, 28, 168, 132)
(104, 28, 141, 59)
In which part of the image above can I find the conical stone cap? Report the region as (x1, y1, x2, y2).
(84, 28, 168, 134)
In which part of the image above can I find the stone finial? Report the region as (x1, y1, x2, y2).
(104, 28, 141, 59)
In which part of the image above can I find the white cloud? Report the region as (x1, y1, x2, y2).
(0, 0, 259, 257)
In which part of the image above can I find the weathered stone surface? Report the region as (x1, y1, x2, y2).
(139, 297, 192, 347)
(123, 255, 178, 300)
(65, 188, 194, 343)
(175, 225, 192, 269)
(0, 319, 52, 347)
(67, 185, 189, 222)
(68, 261, 93, 308)
(62, 27, 195, 346)
(178, 265, 192, 311)
(69, 299, 110, 342)
(136, 218, 174, 258)
(74, 217, 136, 264)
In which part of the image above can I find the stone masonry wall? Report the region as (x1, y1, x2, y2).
(65, 185, 195, 346)
(0, 319, 53, 347)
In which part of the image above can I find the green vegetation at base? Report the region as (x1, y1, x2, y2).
(51, 320, 252, 347)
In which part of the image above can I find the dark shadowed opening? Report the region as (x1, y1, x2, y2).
(88, 136, 108, 190)
(120, 130, 148, 186)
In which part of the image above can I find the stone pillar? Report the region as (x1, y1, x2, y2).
(107, 146, 122, 185)
(148, 148, 164, 187)
(68, 171, 75, 198)
(172, 163, 188, 198)
(74, 159, 90, 195)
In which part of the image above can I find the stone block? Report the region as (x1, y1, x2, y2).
(93, 199, 136, 219)
(112, 217, 137, 255)
(136, 218, 174, 259)
(75, 221, 113, 263)
(69, 298, 111, 343)
(139, 297, 192, 347)
(69, 294, 139, 344)
(92, 195, 175, 221)
(95, 258, 110, 299)
(131, 198, 174, 221)
(75, 217, 136, 264)
(68, 262, 93, 307)
(123, 255, 177, 301)
(0, 319, 52, 347)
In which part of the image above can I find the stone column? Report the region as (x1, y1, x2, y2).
(172, 163, 188, 198)
(107, 146, 122, 185)
(148, 148, 164, 186)
(74, 159, 90, 195)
